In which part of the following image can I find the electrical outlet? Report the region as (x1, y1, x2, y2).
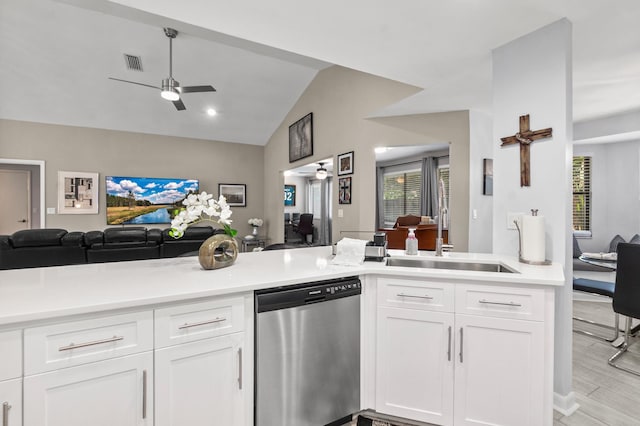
(338, 209, 344, 218)
(472, 209, 478, 219)
(507, 212, 524, 230)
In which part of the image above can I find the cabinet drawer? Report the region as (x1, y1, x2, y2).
(155, 297, 244, 348)
(0, 330, 22, 380)
(378, 277, 454, 312)
(455, 284, 545, 321)
(24, 311, 153, 375)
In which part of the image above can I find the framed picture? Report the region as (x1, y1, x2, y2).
(337, 151, 354, 176)
(483, 158, 493, 196)
(218, 183, 246, 207)
(57, 171, 99, 214)
(284, 184, 296, 206)
(338, 177, 352, 205)
(289, 112, 313, 163)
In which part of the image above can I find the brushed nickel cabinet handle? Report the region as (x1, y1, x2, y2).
(447, 326, 452, 362)
(58, 335, 124, 351)
(238, 348, 243, 390)
(178, 317, 227, 330)
(396, 293, 433, 300)
(478, 299, 522, 307)
(459, 328, 464, 363)
(142, 369, 147, 419)
(3, 402, 10, 426)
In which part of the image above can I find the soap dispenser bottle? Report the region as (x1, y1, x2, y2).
(405, 228, 418, 255)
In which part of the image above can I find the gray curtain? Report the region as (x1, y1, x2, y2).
(421, 157, 438, 217)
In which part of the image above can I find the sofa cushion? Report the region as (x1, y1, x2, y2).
(61, 231, 86, 247)
(84, 231, 104, 246)
(629, 234, 640, 245)
(608, 234, 625, 253)
(0, 236, 10, 250)
(10, 229, 67, 248)
(572, 234, 582, 258)
(89, 241, 156, 250)
(163, 226, 215, 241)
(104, 228, 147, 243)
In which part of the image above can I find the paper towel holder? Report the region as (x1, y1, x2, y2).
(514, 219, 552, 265)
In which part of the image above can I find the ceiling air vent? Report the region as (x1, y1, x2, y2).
(123, 54, 143, 71)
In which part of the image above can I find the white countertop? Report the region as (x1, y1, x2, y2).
(0, 247, 565, 327)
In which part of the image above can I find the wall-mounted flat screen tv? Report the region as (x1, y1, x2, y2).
(106, 176, 199, 225)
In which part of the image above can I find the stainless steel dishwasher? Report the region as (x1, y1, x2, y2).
(255, 276, 361, 426)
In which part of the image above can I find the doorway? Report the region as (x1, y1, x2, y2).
(283, 158, 333, 245)
(0, 158, 46, 232)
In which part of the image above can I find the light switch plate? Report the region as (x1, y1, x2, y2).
(47, 207, 56, 215)
(338, 209, 344, 218)
(507, 212, 523, 230)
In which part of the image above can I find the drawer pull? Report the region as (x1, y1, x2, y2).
(478, 299, 522, 307)
(58, 335, 124, 352)
(397, 293, 433, 300)
(3, 402, 10, 426)
(447, 326, 452, 362)
(178, 317, 227, 330)
(238, 348, 243, 390)
(459, 328, 464, 363)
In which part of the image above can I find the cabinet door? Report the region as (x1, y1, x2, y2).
(24, 352, 153, 426)
(376, 306, 454, 425)
(0, 378, 22, 426)
(155, 333, 244, 426)
(454, 314, 544, 426)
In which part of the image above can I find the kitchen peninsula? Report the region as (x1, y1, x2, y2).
(0, 247, 564, 426)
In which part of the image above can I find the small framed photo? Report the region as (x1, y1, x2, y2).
(289, 113, 313, 163)
(337, 151, 354, 176)
(338, 177, 352, 204)
(58, 171, 99, 214)
(284, 184, 296, 206)
(218, 183, 246, 207)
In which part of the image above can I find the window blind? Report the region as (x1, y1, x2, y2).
(572, 156, 591, 232)
(382, 163, 421, 226)
(438, 166, 450, 208)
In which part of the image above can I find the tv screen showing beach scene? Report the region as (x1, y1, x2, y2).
(106, 176, 199, 225)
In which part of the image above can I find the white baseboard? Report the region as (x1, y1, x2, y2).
(554, 391, 579, 416)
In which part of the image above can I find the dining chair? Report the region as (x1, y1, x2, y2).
(573, 277, 620, 342)
(608, 243, 640, 376)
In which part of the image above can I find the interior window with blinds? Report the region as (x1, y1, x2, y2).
(382, 162, 422, 227)
(572, 156, 591, 236)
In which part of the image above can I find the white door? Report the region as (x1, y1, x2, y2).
(24, 352, 153, 426)
(0, 378, 22, 426)
(0, 169, 30, 234)
(155, 333, 244, 426)
(454, 314, 544, 426)
(376, 306, 454, 425)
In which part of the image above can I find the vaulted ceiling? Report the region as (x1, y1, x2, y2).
(1, 0, 639, 145)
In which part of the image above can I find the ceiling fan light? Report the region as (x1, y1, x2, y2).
(316, 162, 328, 180)
(161, 89, 180, 101)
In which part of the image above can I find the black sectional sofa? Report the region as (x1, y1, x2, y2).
(0, 226, 224, 270)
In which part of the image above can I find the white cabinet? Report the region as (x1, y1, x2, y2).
(0, 378, 22, 426)
(154, 296, 248, 426)
(155, 333, 245, 426)
(24, 352, 153, 426)
(374, 277, 551, 426)
(453, 314, 544, 426)
(376, 306, 454, 425)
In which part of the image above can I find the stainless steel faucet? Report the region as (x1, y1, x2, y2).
(435, 178, 448, 256)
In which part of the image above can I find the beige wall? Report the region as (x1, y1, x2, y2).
(264, 66, 471, 250)
(0, 119, 264, 235)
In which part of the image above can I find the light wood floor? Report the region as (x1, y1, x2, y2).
(555, 300, 640, 426)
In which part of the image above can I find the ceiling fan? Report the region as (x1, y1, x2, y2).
(109, 27, 216, 111)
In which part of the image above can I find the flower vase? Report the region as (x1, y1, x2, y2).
(198, 234, 238, 270)
(252, 226, 258, 236)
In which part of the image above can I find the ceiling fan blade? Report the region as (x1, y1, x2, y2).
(108, 77, 160, 90)
(172, 98, 186, 111)
(179, 85, 216, 93)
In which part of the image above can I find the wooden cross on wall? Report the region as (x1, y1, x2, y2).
(500, 114, 552, 187)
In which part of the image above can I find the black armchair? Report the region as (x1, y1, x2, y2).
(295, 213, 314, 244)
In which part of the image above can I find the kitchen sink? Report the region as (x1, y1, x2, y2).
(385, 257, 518, 273)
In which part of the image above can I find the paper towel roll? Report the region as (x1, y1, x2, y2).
(521, 215, 545, 262)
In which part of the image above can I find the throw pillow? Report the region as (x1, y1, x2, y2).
(609, 234, 626, 253)
(629, 234, 640, 245)
(572, 234, 582, 258)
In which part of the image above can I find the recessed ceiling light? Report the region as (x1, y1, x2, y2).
(207, 108, 217, 116)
